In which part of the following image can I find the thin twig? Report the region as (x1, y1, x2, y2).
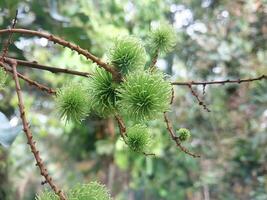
(172, 75, 267, 112)
(150, 49, 159, 69)
(164, 86, 200, 157)
(171, 75, 267, 86)
(115, 115, 127, 142)
(163, 112, 200, 158)
(0, 28, 120, 80)
(10, 60, 66, 200)
(187, 84, 210, 112)
(4, 57, 91, 77)
(0, 61, 56, 94)
(0, 10, 18, 62)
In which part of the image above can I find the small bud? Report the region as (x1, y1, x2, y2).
(177, 128, 191, 141)
(126, 124, 151, 153)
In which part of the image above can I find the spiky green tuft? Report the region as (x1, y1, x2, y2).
(126, 124, 150, 153)
(36, 182, 112, 200)
(109, 37, 146, 75)
(177, 128, 191, 141)
(0, 67, 7, 89)
(117, 70, 172, 121)
(69, 181, 112, 200)
(56, 83, 90, 123)
(149, 23, 177, 53)
(88, 68, 118, 116)
(35, 190, 59, 200)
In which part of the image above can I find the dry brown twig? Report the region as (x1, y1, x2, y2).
(163, 112, 200, 158)
(172, 75, 267, 112)
(0, 10, 18, 62)
(115, 115, 127, 142)
(171, 75, 267, 86)
(187, 84, 211, 112)
(150, 49, 159, 69)
(0, 28, 121, 80)
(0, 12, 56, 95)
(0, 61, 56, 94)
(4, 57, 92, 77)
(10, 60, 66, 200)
(163, 87, 200, 157)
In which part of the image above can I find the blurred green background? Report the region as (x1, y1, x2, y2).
(0, 0, 267, 199)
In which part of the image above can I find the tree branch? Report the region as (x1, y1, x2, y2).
(10, 60, 66, 200)
(0, 61, 56, 94)
(0, 28, 120, 79)
(187, 84, 210, 112)
(163, 112, 200, 158)
(171, 75, 267, 86)
(115, 115, 127, 142)
(149, 49, 159, 69)
(164, 86, 200, 157)
(4, 57, 91, 77)
(172, 75, 267, 112)
(0, 10, 18, 62)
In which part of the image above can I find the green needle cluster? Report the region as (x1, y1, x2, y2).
(36, 182, 112, 200)
(117, 70, 172, 121)
(55, 23, 176, 128)
(109, 37, 146, 75)
(88, 68, 118, 116)
(149, 23, 177, 53)
(56, 83, 90, 123)
(126, 124, 150, 153)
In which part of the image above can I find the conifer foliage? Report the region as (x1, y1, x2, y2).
(117, 70, 172, 121)
(126, 124, 151, 153)
(149, 23, 177, 53)
(36, 182, 112, 200)
(56, 83, 90, 123)
(1, 20, 197, 200)
(54, 23, 177, 154)
(108, 37, 146, 75)
(1, 9, 266, 199)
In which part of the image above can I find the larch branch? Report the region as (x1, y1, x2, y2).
(0, 10, 18, 62)
(171, 75, 267, 86)
(4, 57, 91, 77)
(187, 84, 210, 112)
(0, 28, 120, 79)
(10, 60, 66, 200)
(0, 61, 56, 94)
(163, 112, 200, 158)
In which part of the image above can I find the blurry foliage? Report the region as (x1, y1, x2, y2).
(0, 0, 266, 200)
